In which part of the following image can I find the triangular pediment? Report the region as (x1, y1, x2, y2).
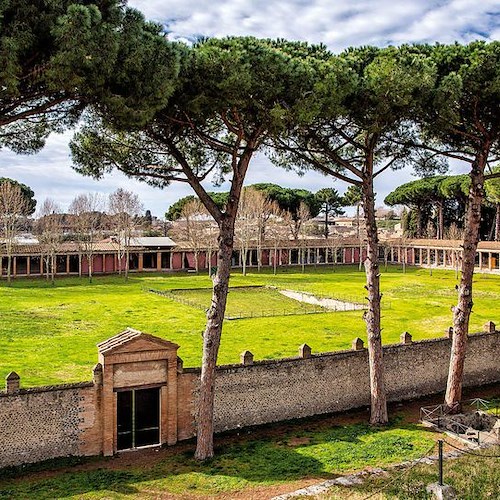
(98, 328, 179, 356)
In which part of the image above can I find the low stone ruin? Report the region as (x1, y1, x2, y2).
(435, 411, 499, 445)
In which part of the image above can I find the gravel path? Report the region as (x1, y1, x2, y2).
(279, 289, 366, 311)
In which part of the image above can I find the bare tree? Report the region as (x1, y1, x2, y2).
(266, 202, 288, 275)
(235, 188, 272, 275)
(172, 199, 209, 273)
(108, 188, 143, 279)
(0, 182, 31, 283)
(296, 202, 311, 273)
(69, 193, 104, 282)
(327, 235, 343, 271)
(380, 242, 391, 272)
(35, 198, 64, 284)
(204, 223, 219, 277)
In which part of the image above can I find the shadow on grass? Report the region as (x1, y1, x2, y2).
(0, 419, 435, 499)
(0, 443, 328, 499)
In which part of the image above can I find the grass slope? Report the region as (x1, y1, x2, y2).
(1, 265, 499, 386)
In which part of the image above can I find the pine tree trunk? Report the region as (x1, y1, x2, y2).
(437, 201, 444, 239)
(445, 151, 488, 410)
(415, 206, 422, 238)
(495, 203, 500, 241)
(362, 176, 388, 425)
(324, 209, 329, 238)
(195, 217, 234, 460)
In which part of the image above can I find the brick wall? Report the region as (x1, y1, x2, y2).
(0, 382, 101, 468)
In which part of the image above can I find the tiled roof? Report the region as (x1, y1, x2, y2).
(97, 328, 144, 354)
(97, 328, 179, 355)
(129, 237, 176, 247)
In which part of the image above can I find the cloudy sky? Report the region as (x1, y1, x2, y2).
(1, 0, 499, 217)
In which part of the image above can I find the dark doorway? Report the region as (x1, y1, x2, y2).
(117, 387, 160, 450)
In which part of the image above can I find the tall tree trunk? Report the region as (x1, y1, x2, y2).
(356, 204, 360, 239)
(437, 201, 444, 240)
(125, 246, 129, 280)
(88, 253, 93, 283)
(495, 203, 500, 241)
(324, 207, 329, 238)
(242, 247, 247, 276)
(362, 173, 388, 425)
(415, 206, 422, 238)
(195, 217, 234, 460)
(118, 247, 122, 275)
(51, 253, 55, 285)
(445, 151, 488, 410)
(7, 254, 11, 284)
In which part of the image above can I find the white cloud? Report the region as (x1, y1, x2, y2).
(131, 0, 500, 49)
(1, 0, 498, 216)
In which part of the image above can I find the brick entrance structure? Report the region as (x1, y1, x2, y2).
(97, 329, 180, 455)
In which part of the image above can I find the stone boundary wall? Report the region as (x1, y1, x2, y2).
(1, 329, 499, 468)
(208, 331, 500, 433)
(0, 382, 101, 468)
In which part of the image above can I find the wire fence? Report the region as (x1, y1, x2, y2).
(420, 398, 500, 448)
(351, 442, 437, 500)
(146, 287, 331, 320)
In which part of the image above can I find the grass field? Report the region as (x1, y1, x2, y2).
(1, 265, 499, 386)
(0, 414, 437, 499)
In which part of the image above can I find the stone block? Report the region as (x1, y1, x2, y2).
(484, 321, 496, 333)
(92, 364, 103, 386)
(5, 371, 20, 393)
(400, 332, 412, 344)
(352, 338, 364, 350)
(426, 482, 457, 500)
(240, 350, 254, 365)
(299, 344, 312, 358)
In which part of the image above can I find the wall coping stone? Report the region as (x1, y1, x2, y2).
(3, 331, 497, 388)
(0, 381, 94, 398)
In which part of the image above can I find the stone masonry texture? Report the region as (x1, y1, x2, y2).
(1, 331, 499, 468)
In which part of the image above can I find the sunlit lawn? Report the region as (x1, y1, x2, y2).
(1, 265, 499, 386)
(333, 444, 500, 500)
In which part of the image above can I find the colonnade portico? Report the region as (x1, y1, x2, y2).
(2, 238, 500, 279)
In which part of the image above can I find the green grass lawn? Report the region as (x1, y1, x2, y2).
(334, 445, 500, 499)
(0, 416, 436, 499)
(1, 265, 499, 386)
(165, 285, 327, 318)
